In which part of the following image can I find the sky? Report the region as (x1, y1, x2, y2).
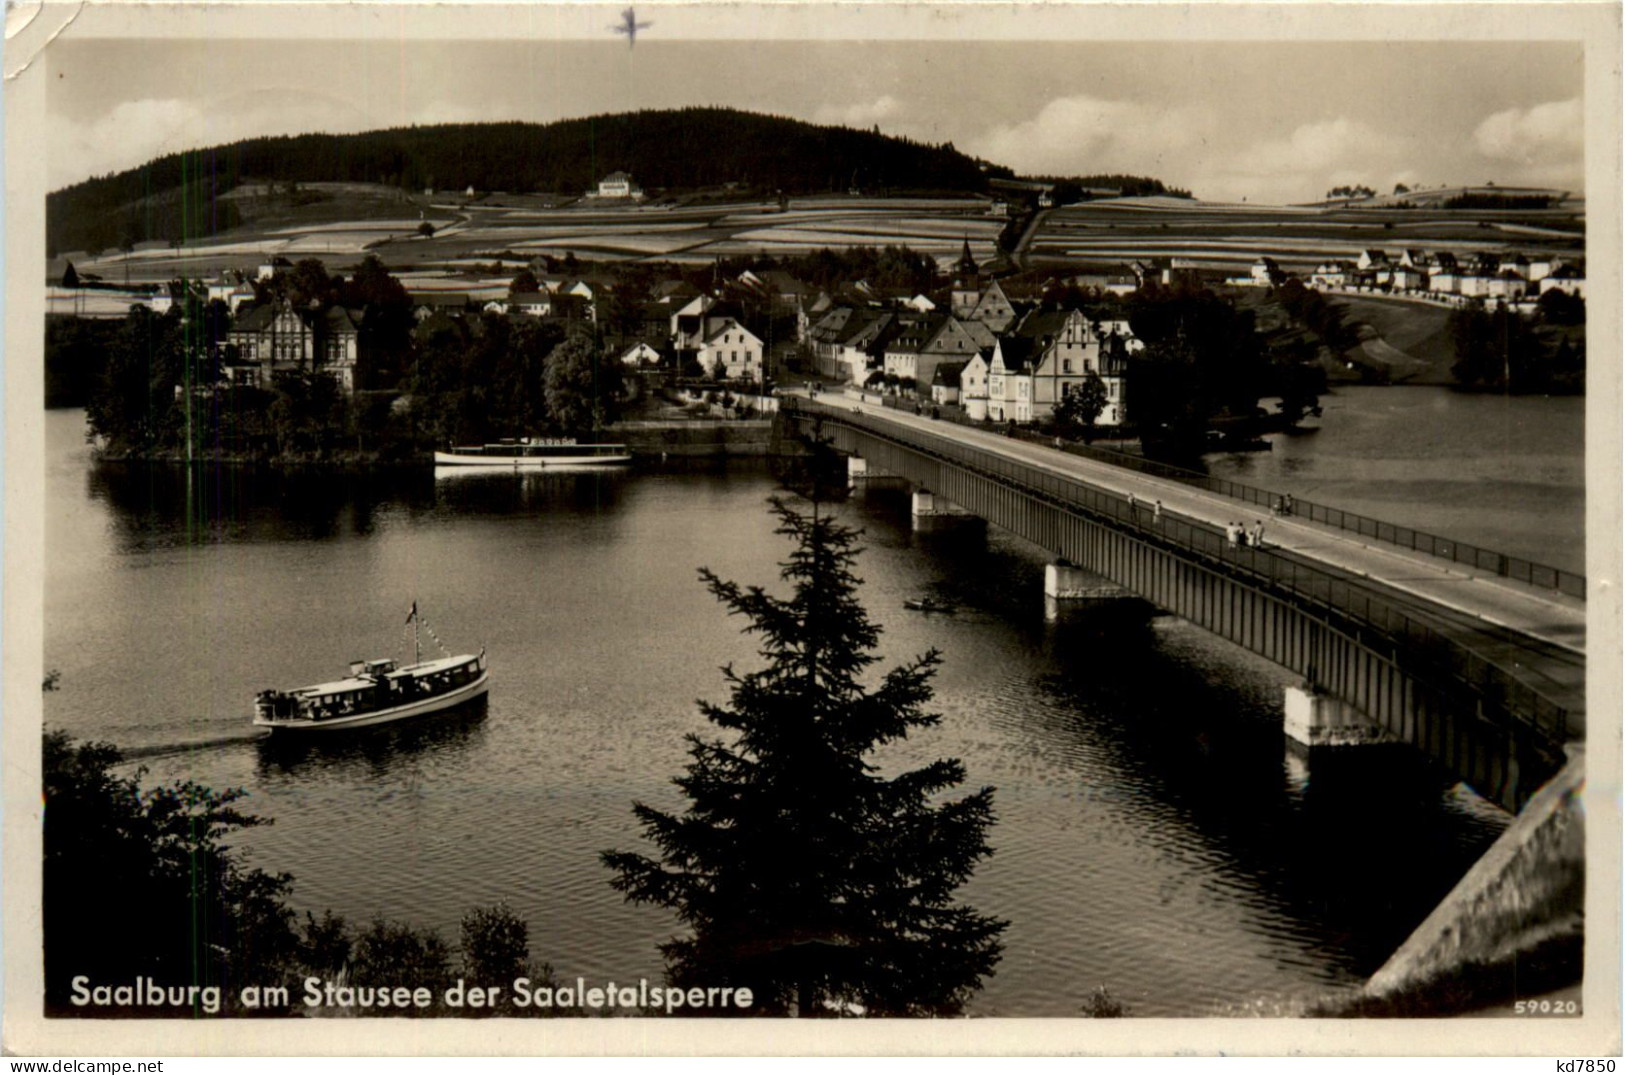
(47, 36, 1585, 205)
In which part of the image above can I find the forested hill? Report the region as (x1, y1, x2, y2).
(48, 108, 1019, 256)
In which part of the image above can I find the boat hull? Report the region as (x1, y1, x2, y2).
(253, 671, 490, 732)
(433, 451, 632, 467)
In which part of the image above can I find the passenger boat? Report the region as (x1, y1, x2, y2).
(433, 437, 632, 467)
(252, 608, 489, 733)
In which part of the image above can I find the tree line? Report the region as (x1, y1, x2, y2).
(55, 256, 624, 461)
(1447, 295, 1585, 394)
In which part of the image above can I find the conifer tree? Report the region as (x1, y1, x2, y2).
(603, 440, 1006, 1016)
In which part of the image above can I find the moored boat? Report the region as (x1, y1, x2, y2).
(252, 607, 489, 732)
(434, 437, 631, 467)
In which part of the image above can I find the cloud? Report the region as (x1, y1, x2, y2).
(812, 95, 903, 130)
(970, 96, 1414, 203)
(967, 95, 1198, 178)
(1474, 98, 1583, 162)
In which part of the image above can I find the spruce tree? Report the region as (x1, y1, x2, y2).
(602, 448, 1006, 1016)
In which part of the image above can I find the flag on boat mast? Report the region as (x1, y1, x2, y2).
(406, 601, 418, 625)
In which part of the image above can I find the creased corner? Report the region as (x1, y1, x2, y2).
(4, 1, 83, 82)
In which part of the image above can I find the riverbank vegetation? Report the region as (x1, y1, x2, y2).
(43, 727, 558, 1017)
(58, 258, 625, 463)
(1447, 294, 1585, 394)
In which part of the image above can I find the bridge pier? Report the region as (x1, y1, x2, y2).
(1283, 683, 1398, 751)
(911, 488, 979, 532)
(1044, 559, 1131, 600)
(1044, 559, 1136, 622)
(847, 455, 909, 491)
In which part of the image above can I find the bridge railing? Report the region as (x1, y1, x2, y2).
(920, 406, 1584, 599)
(788, 400, 1574, 743)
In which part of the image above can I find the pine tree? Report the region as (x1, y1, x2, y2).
(602, 451, 1006, 1016)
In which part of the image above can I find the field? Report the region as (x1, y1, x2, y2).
(1028, 196, 1586, 273)
(48, 186, 1587, 313)
(50, 186, 1004, 286)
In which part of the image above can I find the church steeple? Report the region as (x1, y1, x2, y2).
(955, 239, 979, 280)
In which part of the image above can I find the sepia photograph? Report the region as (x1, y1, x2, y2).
(4, 1, 1619, 1056)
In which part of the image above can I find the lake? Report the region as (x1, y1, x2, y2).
(44, 404, 1531, 1017)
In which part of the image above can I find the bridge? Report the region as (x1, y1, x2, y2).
(780, 393, 1586, 814)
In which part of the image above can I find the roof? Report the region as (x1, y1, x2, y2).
(746, 269, 812, 295)
(230, 304, 277, 332)
(959, 320, 998, 350)
(322, 306, 363, 332)
(994, 335, 1038, 373)
(601, 171, 631, 183)
(842, 310, 895, 348)
(887, 313, 948, 352)
(652, 279, 700, 300)
(702, 318, 760, 346)
(933, 361, 968, 385)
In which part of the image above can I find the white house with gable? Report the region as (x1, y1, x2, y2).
(697, 319, 763, 380)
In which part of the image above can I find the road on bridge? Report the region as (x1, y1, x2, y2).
(786, 389, 1588, 733)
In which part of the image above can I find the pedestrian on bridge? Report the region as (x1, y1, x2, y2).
(1153, 500, 1163, 524)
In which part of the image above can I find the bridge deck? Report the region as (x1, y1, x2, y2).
(786, 391, 1586, 735)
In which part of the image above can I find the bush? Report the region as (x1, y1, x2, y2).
(1083, 985, 1128, 1017)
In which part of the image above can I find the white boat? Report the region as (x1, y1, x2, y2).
(434, 437, 632, 467)
(253, 610, 489, 733)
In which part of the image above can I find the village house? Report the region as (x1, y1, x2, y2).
(1012, 308, 1137, 427)
(1249, 257, 1284, 286)
(619, 341, 663, 367)
(931, 361, 967, 406)
(986, 336, 1036, 424)
(1526, 255, 1566, 283)
(207, 270, 249, 305)
(509, 291, 553, 317)
(881, 313, 945, 385)
(696, 318, 764, 381)
(1539, 263, 1585, 298)
(908, 316, 995, 395)
(809, 306, 896, 383)
(1489, 269, 1529, 300)
(410, 293, 474, 320)
(596, 172, 643, 199)
(671, 295, 722, 351)
(1389, 264, 1427, 292)
(967, 277, 1020, 331)
(958, 347, 992, 421)
(1065, 270, 1139, 296)
(1310, 260, 1352, 288)
(257, 256, 294, 282)
(226, 298, 363, 392)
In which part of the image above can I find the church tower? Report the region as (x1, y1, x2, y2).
(951, 239, 981, 319)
